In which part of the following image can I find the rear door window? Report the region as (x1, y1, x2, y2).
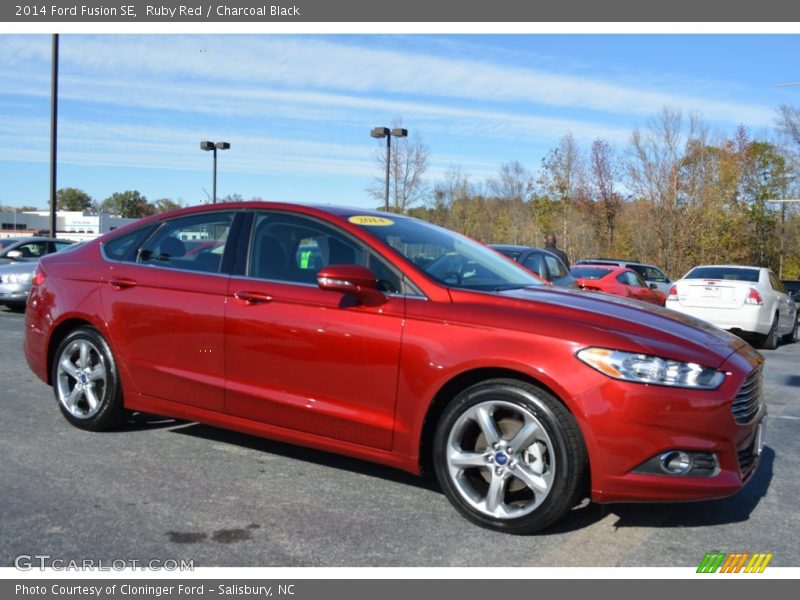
(138, 212, 234, 274)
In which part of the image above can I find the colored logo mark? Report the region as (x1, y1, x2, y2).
(697, 552, 773, 573)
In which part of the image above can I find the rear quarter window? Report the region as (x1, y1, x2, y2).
(102, 226, 158, 262)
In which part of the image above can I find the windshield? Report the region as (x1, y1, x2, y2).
(346, 214, 542, 291)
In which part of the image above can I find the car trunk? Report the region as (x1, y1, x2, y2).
(678, 279, 750, 309)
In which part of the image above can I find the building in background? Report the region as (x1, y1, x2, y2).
(0, 210, 139, 241)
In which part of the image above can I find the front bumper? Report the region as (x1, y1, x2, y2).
(0, 282, 29, 305)
(577, 344, 765, 503)
(666, 302, 772, 337)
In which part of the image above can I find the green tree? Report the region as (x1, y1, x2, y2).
(738, 139, 790, 267)
(102, 190, 154, 218)
(57, 187, 93, 212)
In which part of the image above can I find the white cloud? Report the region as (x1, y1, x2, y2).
(0, 35, 776, 126)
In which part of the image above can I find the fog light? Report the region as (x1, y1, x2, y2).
(660, 451, 693, 475)
(633, 451, 718, 477)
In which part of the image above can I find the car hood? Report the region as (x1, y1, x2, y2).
(453, 285, 750, 369)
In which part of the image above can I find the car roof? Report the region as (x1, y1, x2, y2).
(3, 236, 68, 244)
(489, 244, 529, 252)
(490, 244, 561, 257)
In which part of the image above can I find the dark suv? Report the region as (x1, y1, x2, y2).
(490, 245, 576, 287)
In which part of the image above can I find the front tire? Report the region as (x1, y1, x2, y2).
(433, 379, 587, 534)
(51, 326, 125, 431)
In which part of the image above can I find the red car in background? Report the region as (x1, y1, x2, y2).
(571, 265, 667, 306)
(24, 202, 764, 534)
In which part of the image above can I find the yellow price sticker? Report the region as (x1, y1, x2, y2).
(348, 216, 394, 226)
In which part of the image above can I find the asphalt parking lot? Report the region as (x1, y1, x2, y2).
(1, 305, 799, 568)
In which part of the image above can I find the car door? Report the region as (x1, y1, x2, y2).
(224, 211, 405, 450)
(543, 252, 573, 286)
(521, 251, 548, 280)
(100, 211, 236, 412)
(617, 270, 656, 303)
(6, 240, 49, 261)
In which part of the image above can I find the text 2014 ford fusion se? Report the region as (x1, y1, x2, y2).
(24, 202, 766, 533)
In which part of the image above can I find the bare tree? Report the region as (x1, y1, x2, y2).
(368, 117, 430, 213)
(586, 139, 622, 250)
(626, 107, 707, 272)
(488, 161, 532, 202)
(777, 105, 800, 160)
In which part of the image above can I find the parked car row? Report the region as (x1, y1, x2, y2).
(488, 244, 799, 349)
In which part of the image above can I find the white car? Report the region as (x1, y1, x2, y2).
(666, 265, 799, 349)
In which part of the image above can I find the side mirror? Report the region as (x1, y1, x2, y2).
(317, 264, 387, 307)
(6, 250, 23, 260)
(649, 283, 658, 290)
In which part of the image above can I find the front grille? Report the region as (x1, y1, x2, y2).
(738, 431, 758, 477)
(732, 367, 763, 424)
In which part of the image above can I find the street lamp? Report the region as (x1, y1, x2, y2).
(770, 198, 800, 278)
(200, 141, 230, 204)
(371, 126, 407, 211)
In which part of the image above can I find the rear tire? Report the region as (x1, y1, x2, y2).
(783, 312, 799, 345)
(433, 378, 588, 534)
(51, 326, 125, 431)
(760, 314, 780, 350)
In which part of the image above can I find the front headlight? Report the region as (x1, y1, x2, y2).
(576, 347, 726, 389)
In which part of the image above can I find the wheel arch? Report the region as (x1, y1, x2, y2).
(46, 317, 100, 385)
(417, 367, 587, 480)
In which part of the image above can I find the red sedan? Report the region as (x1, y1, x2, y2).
(24, 203, 764, 534)
(571, 265, 667, 306)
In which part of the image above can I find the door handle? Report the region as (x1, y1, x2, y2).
(234, 291, 275, 305)
(109, 278, 137, 289)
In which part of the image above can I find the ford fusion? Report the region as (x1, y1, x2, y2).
(24, 203, 766, 533)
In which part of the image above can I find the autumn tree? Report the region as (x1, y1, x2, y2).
(737, 139, 790, 267)
(537, 134, 586, 258)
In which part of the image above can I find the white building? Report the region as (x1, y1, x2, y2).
(0, 210, 139, 241)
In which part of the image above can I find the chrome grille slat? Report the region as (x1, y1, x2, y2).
(731, 367, 763, 425)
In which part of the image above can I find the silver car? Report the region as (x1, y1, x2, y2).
(0, 241, 79, 310)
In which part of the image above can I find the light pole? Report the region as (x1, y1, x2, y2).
(200, 141, 230, 204)
(50, 34, 59, 238)
(770, 198, 800, 278)
(370, 127, 407, 211)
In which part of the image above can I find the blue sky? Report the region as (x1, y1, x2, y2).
(1, 34, 800, 209)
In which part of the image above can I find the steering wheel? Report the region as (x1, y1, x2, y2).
(443, 271, 462, 285)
